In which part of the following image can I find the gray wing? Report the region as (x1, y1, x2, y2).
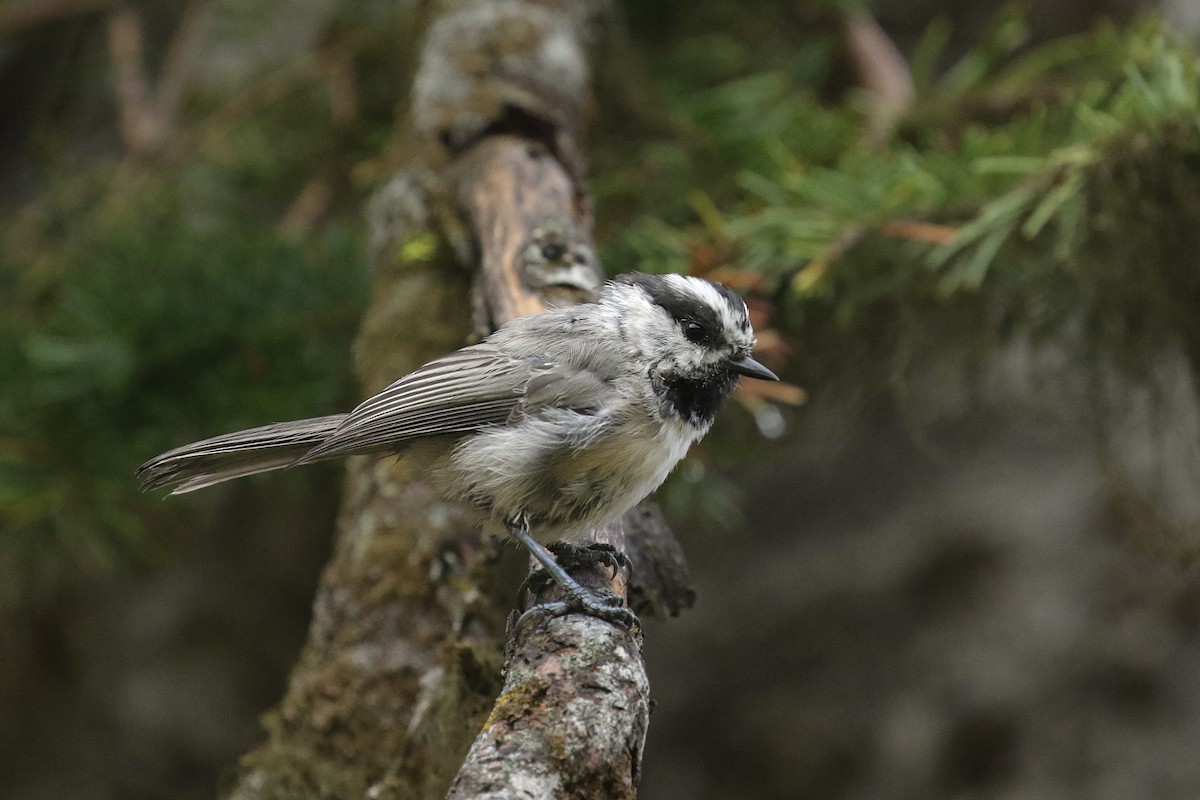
(294, 344, 548, 463)
(518, 365, 610, 416)
(138, 342, 617, 495)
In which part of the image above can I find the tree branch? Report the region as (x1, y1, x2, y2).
(106, 2, 207, 157)
(428, 3, 680, 792)
(224, 2, 692, 797)
(843, 11, 914, 144)
(447, 607, 650, 799)
(454, 134, 597, 326)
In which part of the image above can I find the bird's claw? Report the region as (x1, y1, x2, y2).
(547, 540, 633, 578)
(518, 540, 633, 605)
(515, 588, 641, 637)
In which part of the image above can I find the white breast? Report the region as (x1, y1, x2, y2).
(442, 405, 703, 543)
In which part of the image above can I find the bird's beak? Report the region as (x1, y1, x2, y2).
(728, 354, 779, 381)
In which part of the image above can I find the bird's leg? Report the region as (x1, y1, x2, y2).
(506, 513, 639, 632)
(547, 540, 632, 579)
(513, 544, 624, 599)
(516, 539, 631, 597)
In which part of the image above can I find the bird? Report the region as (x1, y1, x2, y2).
(138, 272, 779, 627)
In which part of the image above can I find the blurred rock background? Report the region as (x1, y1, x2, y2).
(3, 1, 1200, 798)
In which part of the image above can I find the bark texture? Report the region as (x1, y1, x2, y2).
(225, 2, 691, 798)
(447, 614, 650, 799)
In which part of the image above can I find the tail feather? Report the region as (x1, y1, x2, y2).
(138, 414, 348, 495)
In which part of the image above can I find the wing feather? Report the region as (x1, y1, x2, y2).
(293, 345, 538, 463)
(137, 414, 347, 493)
(139, 341, 621, 495)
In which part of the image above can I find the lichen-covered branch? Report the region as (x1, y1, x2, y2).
(455, 135, 597, 325)
(428, 2, 672, 794)
(447, 611, 650, 800)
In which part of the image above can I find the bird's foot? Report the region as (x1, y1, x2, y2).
(504, 515, 640, 637)
(547, 540, 632, 578)
(518, 540, 632, 604)
(515, 584, 641, 635)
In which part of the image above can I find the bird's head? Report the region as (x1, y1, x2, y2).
(605, 272, 778, 427)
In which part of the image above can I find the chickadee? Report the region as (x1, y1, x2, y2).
(139, 272, 778, 627)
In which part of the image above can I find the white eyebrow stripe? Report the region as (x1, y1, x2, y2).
(668, 274, 751, 333)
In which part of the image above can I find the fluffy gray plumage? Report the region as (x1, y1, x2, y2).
(138, 272, 777, 544)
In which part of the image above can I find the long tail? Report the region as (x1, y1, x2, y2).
(137, 414, 348, 495)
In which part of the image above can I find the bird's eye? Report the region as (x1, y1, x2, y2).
(683, 321, 707, 343)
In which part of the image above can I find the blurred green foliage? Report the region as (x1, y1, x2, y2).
(602, 13, 1200, 392)
(0, 176, 368, 603)
(0, 0, 418, 603)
